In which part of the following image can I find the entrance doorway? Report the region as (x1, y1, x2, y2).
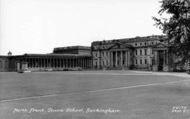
(158, 50, 164, 71)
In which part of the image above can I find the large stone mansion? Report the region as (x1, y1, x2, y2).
(91, 35, 174, 71)
(0, 35, 181, 72)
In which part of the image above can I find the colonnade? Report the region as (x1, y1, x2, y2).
(20, 56, 92, 70)
(153, 50, 168, 66)
(109, 50, 131, 68)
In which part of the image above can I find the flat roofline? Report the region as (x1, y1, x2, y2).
(54, 46, 91, 50)
(8, 53, 91, 57)
(92, 35, 166, 44)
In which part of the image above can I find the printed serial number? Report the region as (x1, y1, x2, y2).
(172, 106, 190, 113)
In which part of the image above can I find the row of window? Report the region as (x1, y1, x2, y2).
(135, 59, 148, 65)
(93, 52, 109, 58)
(94, 60, 109, 67)
(94, 58, 151, 66)
(94, 49, 150, 58)
(135, 49, 148, 56)
(134, 41, 157, 46)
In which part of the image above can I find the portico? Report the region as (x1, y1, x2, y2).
(16, 54, 92, 71)
(152, 43, 171, 71)
(109, 50, 132, 68)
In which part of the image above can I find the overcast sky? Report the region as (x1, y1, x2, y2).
(0, 0, 163, 55)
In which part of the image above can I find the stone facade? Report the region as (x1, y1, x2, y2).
(0, 56, 9, 72)
(91, 35, 175, 71)
(0, 35, 184, 72)
(0, 46, 92, 72)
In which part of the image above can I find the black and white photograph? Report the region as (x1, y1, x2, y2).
(0, 0, 190, 118)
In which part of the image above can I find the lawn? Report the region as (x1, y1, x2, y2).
(0, 71, 190, 119)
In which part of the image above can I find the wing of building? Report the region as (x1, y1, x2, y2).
(0, 46, 92, 72)
(91, 35, 184, 71)
(0, 35, 186, 72)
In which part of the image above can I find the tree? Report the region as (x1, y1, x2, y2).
(153, 0, 190, 68)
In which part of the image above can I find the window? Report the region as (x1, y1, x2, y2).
(140, 59, 142, 64)
(152, 59, 154, 65)
(94, 53, 97, 57)
(144, 49, 147, 55)
(136, 59, 138, 64)
(140, 50, 142, 55)
(136, 50, 138, 55)
(145, 59, 147, 64)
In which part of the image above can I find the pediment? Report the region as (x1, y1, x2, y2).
(108, 42, 133, 50)
(153, 43, 168, 48)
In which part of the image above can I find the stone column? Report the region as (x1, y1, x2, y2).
(166, 50, 169, 65)
(80, 58, 82, 68)
(40, 58, 42, 68)
(125, 51, 128, 67)
(65, 59, 67, 68)
(109, 52, 112, 67)
(115, 51, 118, 67)
(49, 58, 51, 68)
(78, 58, 81, 67)
(33, 58, 35, 68)
(76, 59, 78, 68)
(120, 51, 123, 67)
(156, 51, 159, 65)
(27, 58, 30, 68)
(30, 58, 32, 68)
(39, 58, 41, 68)
(57, 58, 59, 68)
(128, 51, 131, 67)
(153, 51, 158, 71)
(82, 58, 84, 68)
(29, 58, 31, 68)
(42, 58, 45, 68)
(85, 58, 87, 68)
(31, 58, 33, 68)
(71, 58, 73, 68)
(69, 59, 71, 68)
(51, 58, 54, 68)
(46, 58, 48, 68)
(75, 58, 77, 68)
(61, 58, 63, 68)
(43, 58, 45, 68)
(45, 58, 47, 68)
(54, 58, 56, 68)
(59, 57, 61, 68)
(67, 59, 69, 68)
(83, 58, 85, 68)
(73, 58, 75, 68)
(62, 59, 64, 68)
(163, 50, 166, 66)
(48, 58, 50, 68)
